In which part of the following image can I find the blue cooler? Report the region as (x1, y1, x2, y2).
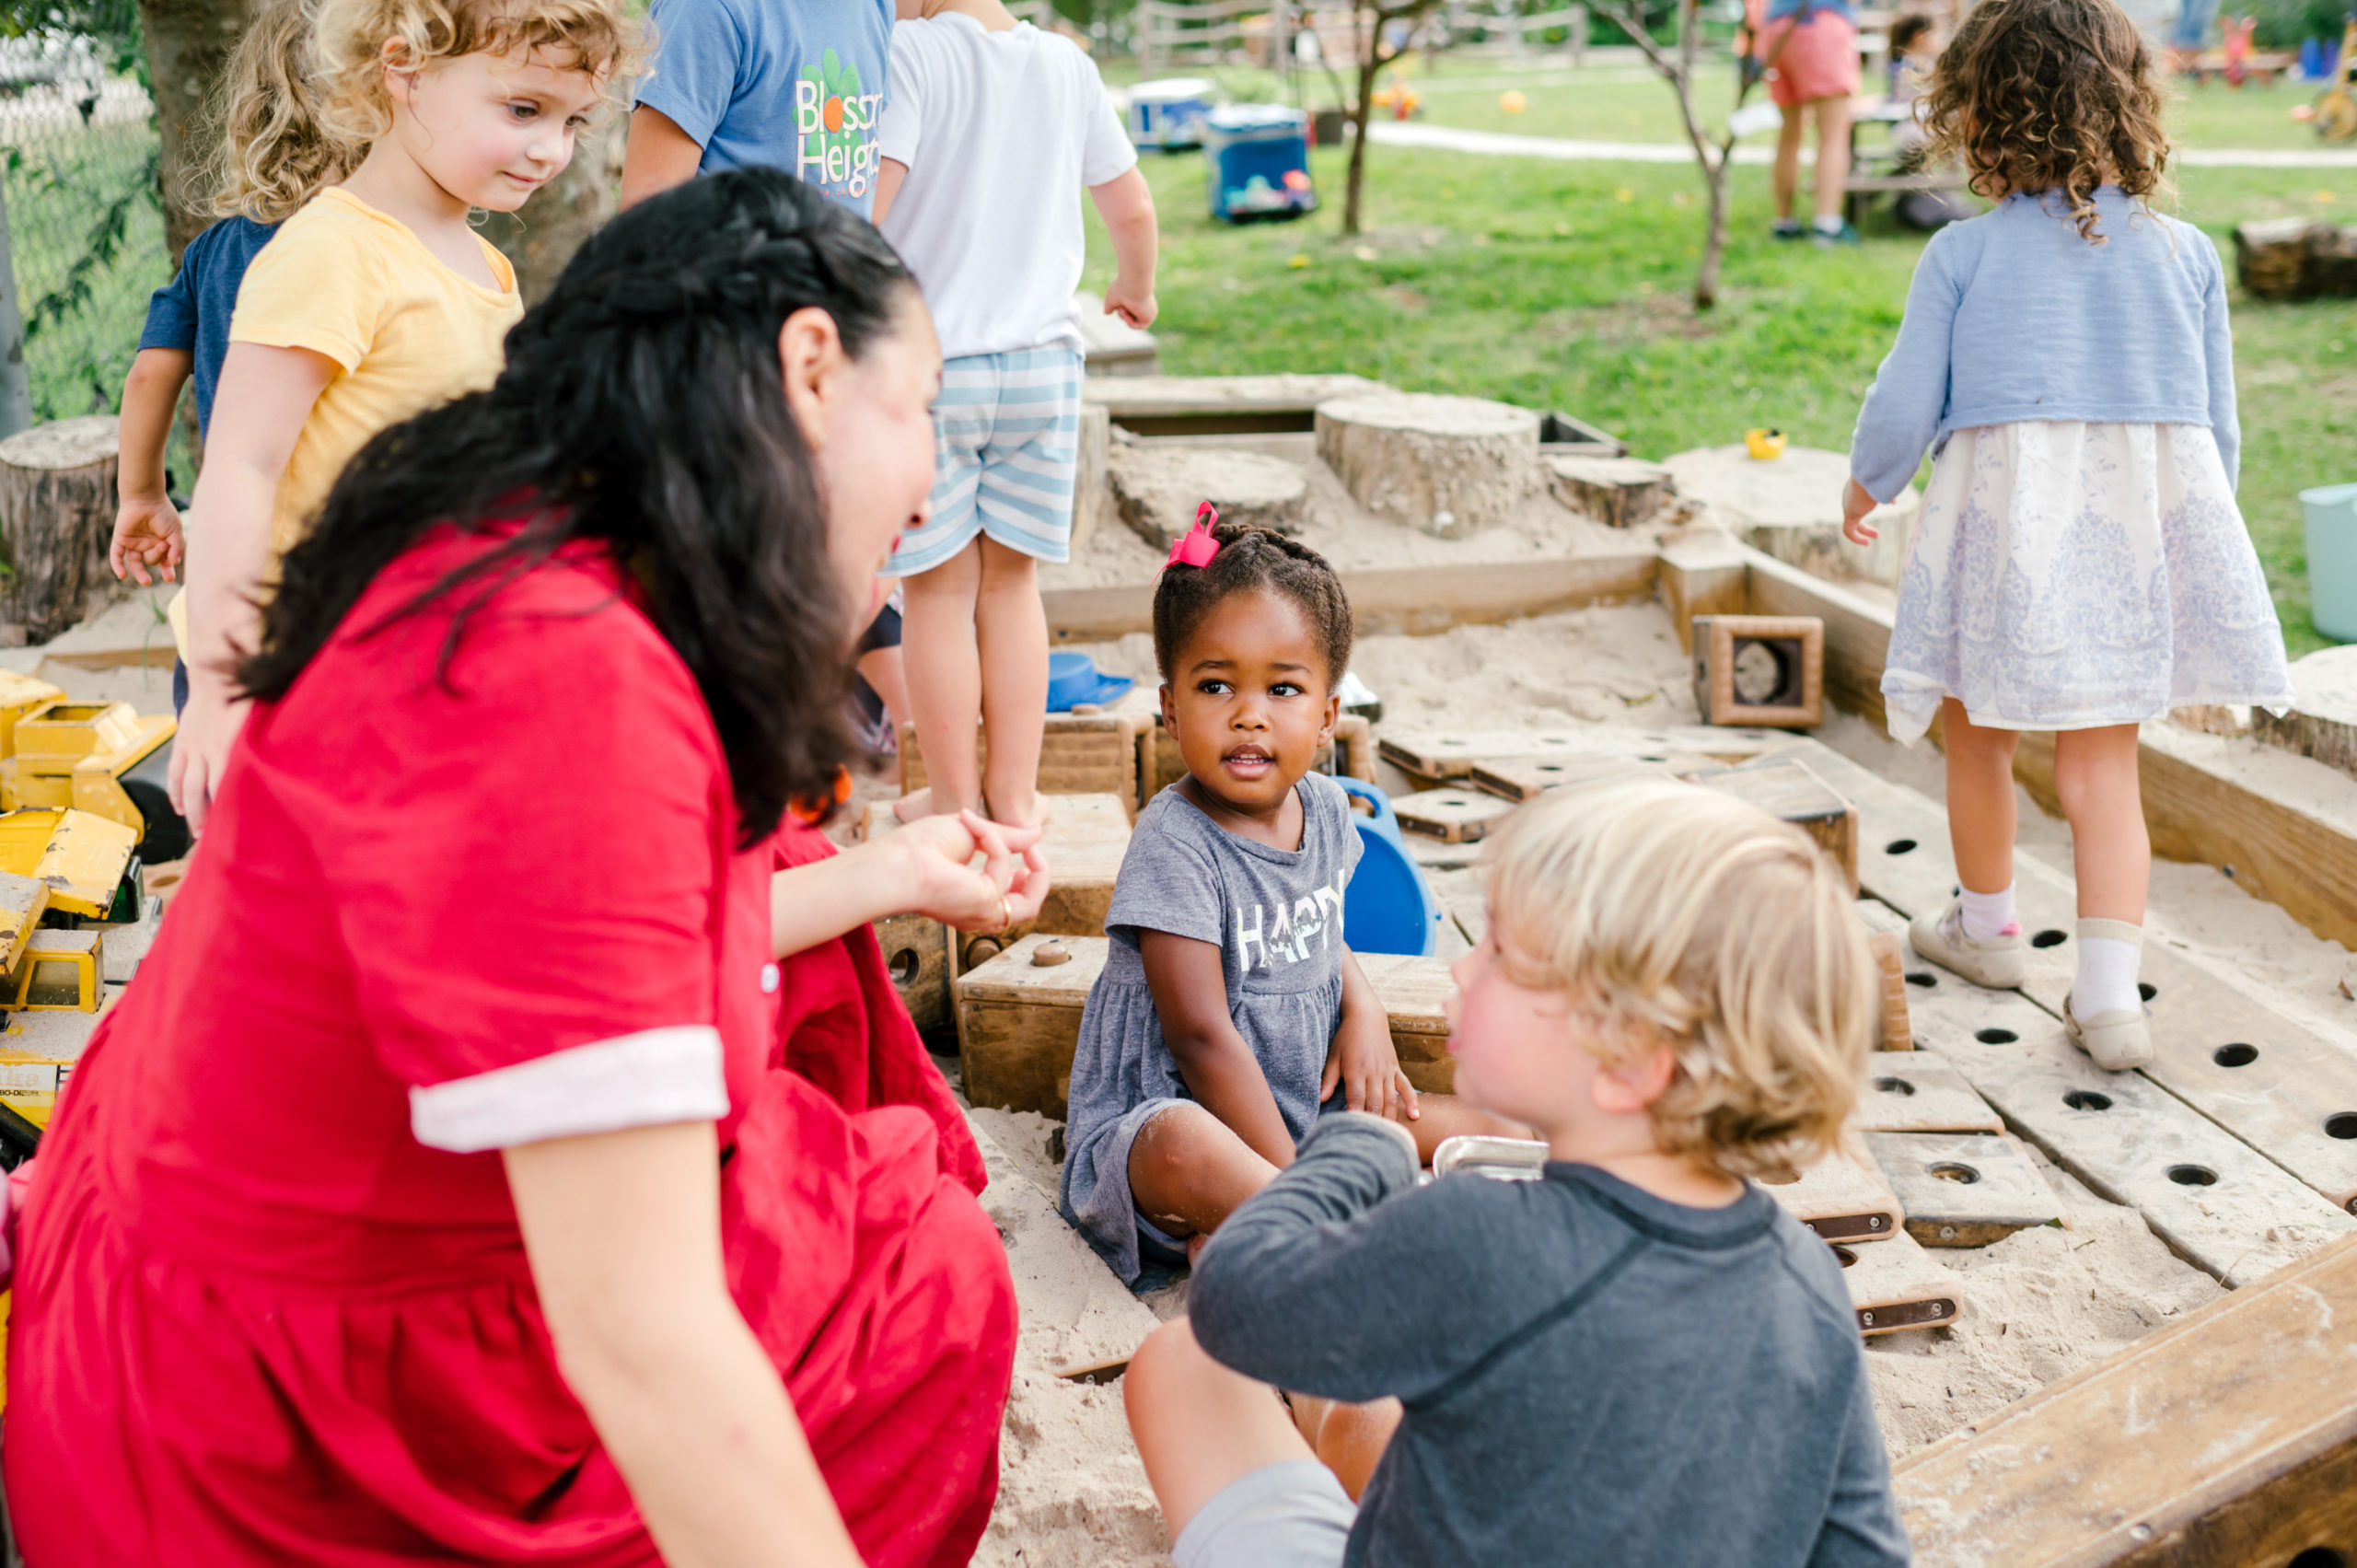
(1202, 104, 1317, 221)
(1127, 77, 1216, 150)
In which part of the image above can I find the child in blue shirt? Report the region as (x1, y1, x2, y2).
(109, 0, 354, 641)
(1840, 0, 2293, 1073)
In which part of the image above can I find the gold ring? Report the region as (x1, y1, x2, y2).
(996, 892, 1014, 935)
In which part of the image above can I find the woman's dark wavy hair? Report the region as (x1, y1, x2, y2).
(1151, 517, 1353, 688)
(239, 168, 917, 843)
(1922, 0, 2170, 241)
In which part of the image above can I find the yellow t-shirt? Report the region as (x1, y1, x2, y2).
(229, 187, 522, 557)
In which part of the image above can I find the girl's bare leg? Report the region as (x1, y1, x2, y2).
(1811, 94, 1853, 223)
(1773, 102, 1805, 220)
(900, 540, 984, 819)
(975, 536, 1049, 829)
(1941, 698, 2019, 897)
(1126, 1318, 1318, 1538)
(1129, 1100, 1282, 1244)
(2052, 725, 2148, 922)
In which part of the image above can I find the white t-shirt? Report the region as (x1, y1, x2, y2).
(877, 14, 1137, 360)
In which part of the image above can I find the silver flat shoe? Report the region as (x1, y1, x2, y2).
(1909, 897, 2026, 990)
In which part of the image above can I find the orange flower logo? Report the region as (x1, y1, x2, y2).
(823, 95, 844, 133)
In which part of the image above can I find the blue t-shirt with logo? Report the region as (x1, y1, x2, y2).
(136, 215, 277, 436)
(635, 0, 892, 215)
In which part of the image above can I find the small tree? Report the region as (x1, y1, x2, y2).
(1595, 0, 1739, 309)
(1339, 0, 1441, 236)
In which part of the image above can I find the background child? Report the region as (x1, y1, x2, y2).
(1842, 0, 2292, 1071)
(870, 0, 1157, 828)
(1059, 519, 1503, 1287)
(1120, 779, 1907, 1568)
(109, 0, 357, 713)
(170, 0, 632, 830)
(1747, 0, 1861, 245)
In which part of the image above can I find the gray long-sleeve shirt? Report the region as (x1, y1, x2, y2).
(1189, 1116, 1912, 1568)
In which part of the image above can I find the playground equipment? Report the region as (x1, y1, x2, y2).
(1203, 104, 1318, 221)
(2317, 17, 2357, 140)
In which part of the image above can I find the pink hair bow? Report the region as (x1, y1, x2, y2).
(1166, 503, 1221, 570)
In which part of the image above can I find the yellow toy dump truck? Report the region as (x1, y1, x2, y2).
(0, 671, 185, 866)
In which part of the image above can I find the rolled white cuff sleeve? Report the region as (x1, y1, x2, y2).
(409, 1025, 729, 1154)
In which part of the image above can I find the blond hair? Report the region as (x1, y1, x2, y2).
(203, 0, 360, 224)
(1479, 777, 1875, 1184)
(307, 0, 640, 153)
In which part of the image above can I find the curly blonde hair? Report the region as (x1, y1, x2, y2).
(203, 0, 360, 224)
(307, 0, 639, 153)
(1478, 777, 1875, 1185)
(1922, 0, 2171, 241)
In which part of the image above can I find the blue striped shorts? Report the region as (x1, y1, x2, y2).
(888, 345, 1083, 576)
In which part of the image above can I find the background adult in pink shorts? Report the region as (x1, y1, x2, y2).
(1751, 0, 1863, 244)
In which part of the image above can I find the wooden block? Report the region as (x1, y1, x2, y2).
(1739, 549, 1892, 732)
(953, 940, 1461, 1114)
(1688, 757, 1858, 893)
(1394, 788, 1515, 844)
(1894, 1232, 2357, 1568)
(1469, 752, 1689, 802)
(1905, 973, 2353, 1287)
(899, 713, 1141, 807)
(1763, 1151, 1904, 1245)
(1858, 1061, 2003, 1134)
(1377, 725, 1779, 784)
(1837, 1227, 1963, 1336)
(1868, 929, 1912, 1051)
(1545, 453, 1672, 529)
(1656, 528, 1749, 653)
(1866, 1131, 2064, 1247)
(1800, 737, 2357, 1214)
(873, 912, 951, 1033)
(1691, 614, 1824, 729)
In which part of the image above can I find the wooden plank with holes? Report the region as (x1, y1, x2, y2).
(1395, 788, 1518, 844)
(872, 912, 952, 1033)
(1688, 757, 1859, 892)
(1839, 1228, 1964, 1336)
(1797, 738, 2357, 1213)
(1894, 1232, 2357, 1568)
(1905, 972, 2352, 1285)
(1378, 725, 1780, 784)
(1764, 1153, 1904, 1245)
(1469, 752, 1696, 802)
(1867, 1131, 2065, 1247)
(1857, 1061, 2002, 1134)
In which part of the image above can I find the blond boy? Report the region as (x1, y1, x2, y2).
(1122, 779, 1912, 1568)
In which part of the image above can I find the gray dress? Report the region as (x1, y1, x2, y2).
(1059, 772, 1363, 1285)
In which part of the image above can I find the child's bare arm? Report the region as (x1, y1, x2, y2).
(872, 157, 908, 225)
(174, 343, 334, 830)
(111, 348, 192, 586)
(619, 105, 704, 211)
(1323, 948, 1417, 1121)
(1087, 167, 1158, 330)
(1140, 928, 1295, 1168)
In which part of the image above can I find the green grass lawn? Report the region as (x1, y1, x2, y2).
(1086, 132, 2356, 652)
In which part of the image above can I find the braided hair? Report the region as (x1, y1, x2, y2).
(240, 168, 918, 843)
(1151, 517, 1353, 689)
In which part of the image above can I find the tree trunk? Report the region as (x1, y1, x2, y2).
(0, 416, 122, 645)
(0, 180, 36, 441)
(1342, 45, 1381, 235)
(1693, 145, 1729, 310)
(477, 119, 621, 306)
(137, 0, 261, 265)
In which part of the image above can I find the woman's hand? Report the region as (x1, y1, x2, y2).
(168, 678, 250, 833)
(1840, 477, 1882, 546)
(888, 809, 1050, 933)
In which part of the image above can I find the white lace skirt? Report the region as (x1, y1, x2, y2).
(1880, 422, 2295, 745)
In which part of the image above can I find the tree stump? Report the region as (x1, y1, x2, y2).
(2235, 217, 2325, 300)
(2254, 645, 2357, 775)
(2310, 224, 2357, 297)
(1107, 443, 1306, 549)
(1314, 392, 1539, 539)
(1546, 453, 1675, 528)
(0, 416, 122, 646)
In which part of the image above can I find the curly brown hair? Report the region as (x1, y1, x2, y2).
(1922, 0, 2171, 241)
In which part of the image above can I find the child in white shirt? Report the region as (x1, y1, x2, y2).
(874, 0, 1158, 828)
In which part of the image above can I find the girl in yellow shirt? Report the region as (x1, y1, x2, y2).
(172, 0, 637, 829)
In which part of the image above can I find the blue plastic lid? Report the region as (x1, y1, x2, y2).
(1047, 650, 1136, 712)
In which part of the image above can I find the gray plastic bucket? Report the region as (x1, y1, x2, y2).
(2304, 482, 2357, 643)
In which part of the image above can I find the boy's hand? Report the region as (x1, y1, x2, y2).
(1840, 477, 1881, 546)
(111, 496, 184, 586)
(1103, 281, 1157, 331)
(1321, 1008, 1420, 1122)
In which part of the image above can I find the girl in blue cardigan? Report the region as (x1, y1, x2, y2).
(1841, 0, 2292, 1074)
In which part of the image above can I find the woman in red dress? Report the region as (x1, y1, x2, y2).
(4, 168, 1040, 1567)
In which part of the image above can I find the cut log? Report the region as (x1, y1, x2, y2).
(1314, 392, 1540, 539)
(2235, 215, 2324, 299)
(1665, 443, 1918, 589)
(2311, 223, 2357, 297)
(1106, 443, 1306, 549)
(1544, 453, 1673, 529)
(2253, 645, 2357, 776)
(0, 417, 122, 645)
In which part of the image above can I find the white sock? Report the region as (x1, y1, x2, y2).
(2073, 935, 2142, 1017)
(1957, 885, 2016, 942)
(1812, 213, 1845, 234)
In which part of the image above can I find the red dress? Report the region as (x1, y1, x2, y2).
(4, 529, 1016, 1566)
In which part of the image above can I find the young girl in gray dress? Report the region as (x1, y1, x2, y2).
(1060, 514, 1501, 1285)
